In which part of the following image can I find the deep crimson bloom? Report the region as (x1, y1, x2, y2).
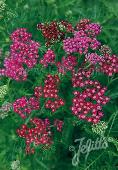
(75, 19, 90, 30)
(99, 54, 118, 76)
(43, 74, 60, 98)
(34, 86, 43, 98)
(54, 119, 64, 132)
(45, 98, 65, 112)
(17, 118, 52, 154)
(37, 21, 73, 46)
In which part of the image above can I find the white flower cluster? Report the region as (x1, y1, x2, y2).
(0, 85, 8, 98)
(11, 160, 20, 170)
(0, 0, 6, 12)
(92, 121, 108, 136)
(0, 101, 12, 119)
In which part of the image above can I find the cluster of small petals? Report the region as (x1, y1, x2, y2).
(54, 119, 64, 132)
(85, 53, 104, 65)
(34, 86, 43, 98)
(45, 99, 64, 112)
(37, 21, 73, 46)
(10, 40, 40, 68)
(84, 23, 101, 36)
(100, 45, 112, 55)
(40, 49, 55, 67)
(75, 19, 90, 30)
(0, 28, 40, 81)
(59, 20, 74, 33)
(90, 38, 101, 50)
(72, 83, 110, 123)
(13, 97, 39, 119)
(0, 102, 12, 112)
(4, 57, 27, 81)
(43, 74, 60, 98)
(99, 54, 118, 76)
(33, 75, 65, 112)
(63, 20, 101, 54)
(43, 75, 65, 112)
(72, 67, 94, 87)
(57, 55, 77, 74)
(10, 28, 32, 42)
(17, 118, 52, 154)
(63, 36, 90, 54)
(63, 31, 100, 54)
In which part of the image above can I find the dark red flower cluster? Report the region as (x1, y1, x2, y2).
(75, 19, 90, 30)
(45, 98, 64, 112)
(0, 28, 40, 81)
(34, 74, 65, 112)
(34, 86, 43, 98)
(72, 67, 94, 87)
(43, 74, 60, 98)
(54, 119, 64, 132)
(99, 54, 118, 76)
(13, 97, 39, 119)
(56, 55, 77, 74)
(37, 21, 73, 46)
(40, 49, 55, 67)
(71, 67, 110, 123)
(17, 118, 52, 154)
(17, 117, 64, 154)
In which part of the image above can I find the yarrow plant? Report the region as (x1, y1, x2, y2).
(0, 18, 118, 154)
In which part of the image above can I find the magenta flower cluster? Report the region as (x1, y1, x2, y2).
(0, 28, 40, 81)
(63, 22, 101, 54)
(40, 49, 55, 67)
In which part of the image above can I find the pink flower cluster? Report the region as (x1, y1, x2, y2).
(0, 69, 6, 76)
(17, 118, 52, 154)
(13, 97, 39, 119)
(85, 53, 104, 65)
(63, 20, 101, 54)
(72, 84, 109, 124)
(56, 55, 77, 74)
(0, 28, 40, 81)
(40, 49, 55, 67)
(72, 67, 110, 123)
(84, 23, 101, 36)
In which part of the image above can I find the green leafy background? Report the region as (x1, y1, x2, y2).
(0, 0, 118, 170)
